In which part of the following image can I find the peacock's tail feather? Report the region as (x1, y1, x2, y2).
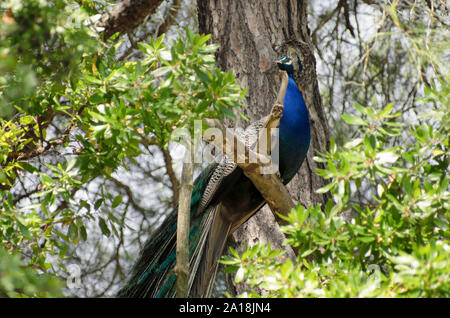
(119, 162, 227, 298)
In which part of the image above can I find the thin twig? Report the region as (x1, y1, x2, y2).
(161, 147, 180, 207)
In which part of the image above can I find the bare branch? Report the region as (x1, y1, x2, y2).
(155, 0, 181, 37)
(174, 145, 193, 297)
(161, 147, 180, 207)
(98, 0, 164, 40)
(8, 105, 84, 162)
(117, 0, 182, 61)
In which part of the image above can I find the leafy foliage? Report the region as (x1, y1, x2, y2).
(0, 246, 61, 297)
(0, 1, 245, 296)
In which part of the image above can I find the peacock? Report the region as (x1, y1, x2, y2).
(119, 55, 311, 298)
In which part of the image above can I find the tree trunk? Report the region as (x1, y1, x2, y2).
(197, 0, 331, 296)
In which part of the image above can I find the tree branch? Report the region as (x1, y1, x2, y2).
(9, 109, 83, 162)
(98, 0, 164, 40)
(161, 146, 180, 207)
(117, 0, 182, 61)
(174, 145, 194, 297)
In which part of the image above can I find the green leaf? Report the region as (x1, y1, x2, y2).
(88, 110, 108, 123)
(301, 247, 317, 258)
(98, 218, 111, 237)
(151, 66, 172, 78)
(94, 199, 103, 210)
(378, 103, 394, 119)
(219, 258, 240, 265)
(229, 246, 240, 259)
(344, 138, 363, 149)
(375, 151, 399, 164)
(341, 114, 368, 126)
(0, 170, 10, 185)
(40, 174, 54, 185)
(316, 181, 335, 194)
(68, 223, 78, 242)
(66, 158, 77, 172)
(79, 225, 88, 242)
(16, 162, 38, 173)
(17, 222, 31, 239)
(354, 102, 369, 115)
(235, 266, 245, 283)
(112, 195, 122, 208)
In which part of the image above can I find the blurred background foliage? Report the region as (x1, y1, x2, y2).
(0, 0, 448, 297)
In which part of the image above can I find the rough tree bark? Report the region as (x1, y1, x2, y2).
(197, 0, 331, 296)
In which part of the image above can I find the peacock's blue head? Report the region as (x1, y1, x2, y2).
(276, 56, 294, 75)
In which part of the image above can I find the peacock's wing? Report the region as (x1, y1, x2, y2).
(189, 117, 270, 296)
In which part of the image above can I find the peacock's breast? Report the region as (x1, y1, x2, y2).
(277, 128, 310, 183)
(276, 77, 311, 183)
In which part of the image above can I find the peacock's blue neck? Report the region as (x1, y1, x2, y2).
(277, 74, 311, 183)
